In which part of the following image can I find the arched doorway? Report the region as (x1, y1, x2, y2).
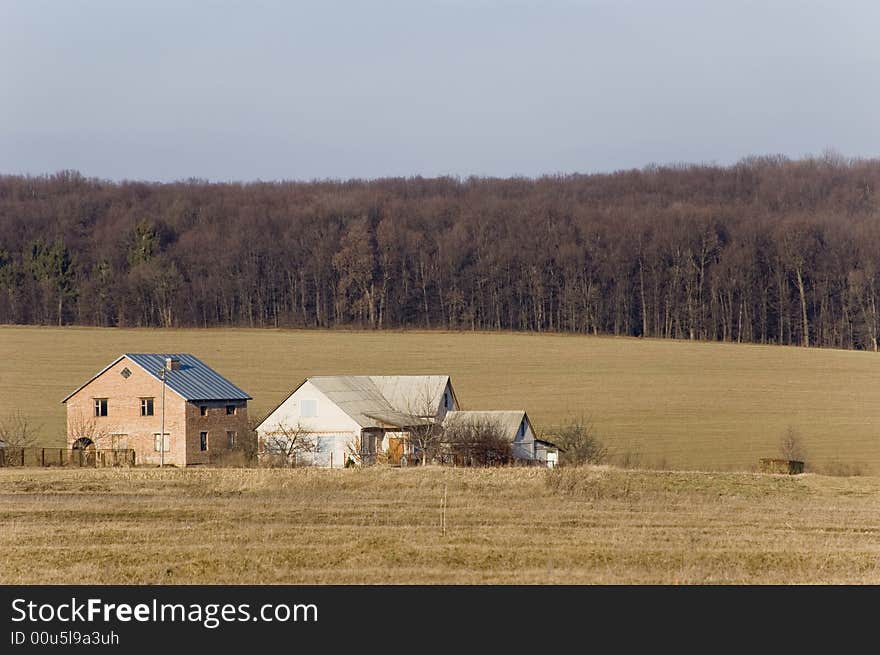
(71, 437, 96, 467)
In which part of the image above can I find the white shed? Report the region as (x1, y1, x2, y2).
(442, 410, 548, 463)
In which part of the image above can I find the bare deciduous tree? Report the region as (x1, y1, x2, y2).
(5, 160, 880, 351)
(779, 427, 806, 462)
(0, 411, 41, 448)
(399, 384, 445, 466)
(260, 421, 317, 468)
(551, 416, 606, 466)
(67, 411, 116, 449)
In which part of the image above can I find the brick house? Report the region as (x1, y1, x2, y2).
(62, 353, 251, 466)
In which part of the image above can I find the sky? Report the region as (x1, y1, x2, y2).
(1, 0, 878, 182)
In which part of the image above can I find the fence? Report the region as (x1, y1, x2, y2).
(0, 447, 136, 468)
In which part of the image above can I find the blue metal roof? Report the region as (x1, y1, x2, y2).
(125, 353, 251, 401)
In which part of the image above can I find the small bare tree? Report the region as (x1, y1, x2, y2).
(779, 426, 806, 462)
(551, 416, 606, 466)
(0, 411, 41, 448)
(67, 411, 116, 449)
(400, 383, 445, 466)
(260, 421, 317, 468)
(442, 417, 512, 466)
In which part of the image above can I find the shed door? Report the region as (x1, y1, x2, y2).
(388, 437, 404, 466)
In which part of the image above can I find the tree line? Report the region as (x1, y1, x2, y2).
(1, 153, 880, 350)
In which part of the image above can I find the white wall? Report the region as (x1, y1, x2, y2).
(511, 416, 536, 460)
(436, 381, 458, 422)
(257, 381, 362, 468)
(534, 443, 558, 468)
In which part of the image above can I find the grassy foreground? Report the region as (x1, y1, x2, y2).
(2, 466, 880, 584)
(2, 325, 880, 472)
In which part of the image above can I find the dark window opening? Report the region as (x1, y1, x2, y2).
(94, 398, 108, 417)
(226, 405, 236, 416)
(200, 405, 208, 416)
(140, 398, 154, 416)
(200, 432, 208, 451)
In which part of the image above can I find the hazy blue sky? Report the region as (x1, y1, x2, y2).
(1, 0, 878, 182)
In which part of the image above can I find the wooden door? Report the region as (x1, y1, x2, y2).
(388, 437, 403, 465)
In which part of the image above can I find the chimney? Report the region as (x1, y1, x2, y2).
(165, 356, 181, 371)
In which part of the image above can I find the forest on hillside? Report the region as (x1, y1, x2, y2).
(2, 154, 880, 350)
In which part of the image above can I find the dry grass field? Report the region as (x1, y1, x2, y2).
(2, 466, 879, 584)
(1, 325, 879, 472)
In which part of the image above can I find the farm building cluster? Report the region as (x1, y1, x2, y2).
(48, 353, 558, 469)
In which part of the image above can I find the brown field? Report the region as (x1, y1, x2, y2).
(2, 466, 880, 584)
(1, 325, 879, 472)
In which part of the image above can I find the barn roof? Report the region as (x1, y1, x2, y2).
(442, 410, 532, 440)
(306, 375, 451, 428)
(61, 353, 251, 403)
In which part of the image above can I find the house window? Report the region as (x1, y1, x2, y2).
(111, 434, 128, 450)
(518, 421, 526, 438)
(227, 431, 236, 448)
(200, 432, 208, 451)
(444, 391, 451, 410)
(120, 367, 131, 379)
(94, 398, 108, 417)
(301, 399, 317, 417)
(226, 404, 236, 416)
(153, 433, 170, 452)
(200, 405, 208, 416)
(140, 398, 154, 416)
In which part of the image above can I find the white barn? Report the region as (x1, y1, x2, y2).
(442, 410, 557, 465)
(255, 375, 459, 467)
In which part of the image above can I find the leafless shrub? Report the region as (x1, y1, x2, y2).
(208, 418, 260, 468)
(779, 427, 806, 462)
(815, 459, 864, 477)
(441, 418, 512, 466)
(613, 449, 643, 470)
(552, 416, 606, 466)
(0, 411, 41, 448)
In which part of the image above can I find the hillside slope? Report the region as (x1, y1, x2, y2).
(1, 326, 877, 472)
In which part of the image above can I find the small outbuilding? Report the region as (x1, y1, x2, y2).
(442, 410, 556, 465)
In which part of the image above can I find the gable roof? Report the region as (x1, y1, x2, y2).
(260, 375, 452, 430)
(309, 375, 451, 428)
(442, 410, 532, 440)
(369, 376, 452, 416)
(62, 353, 251, 403)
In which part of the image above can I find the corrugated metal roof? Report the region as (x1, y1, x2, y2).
(443, 410, 530, 440)
(126, 353, 251, 401)
(307, 375, 450, 428)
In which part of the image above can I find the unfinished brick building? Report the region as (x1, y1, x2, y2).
(62, 353, 251, 466)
